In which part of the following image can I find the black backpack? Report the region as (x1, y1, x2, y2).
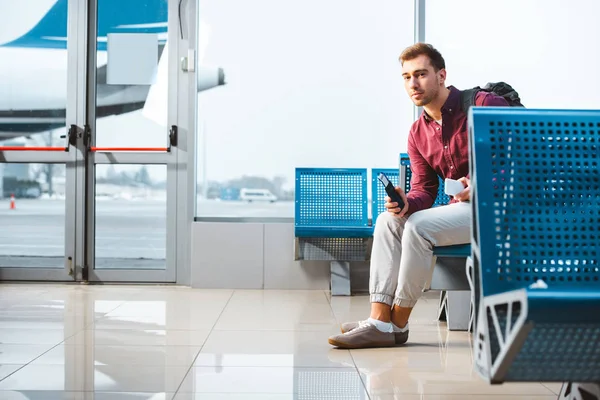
(460, 82, 524, 112)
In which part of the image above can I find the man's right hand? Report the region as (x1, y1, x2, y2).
(384, 187, 409, 218)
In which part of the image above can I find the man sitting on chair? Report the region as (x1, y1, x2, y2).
(328, 43, 509, 349)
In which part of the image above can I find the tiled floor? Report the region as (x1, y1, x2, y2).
(0, 284, 562, 399)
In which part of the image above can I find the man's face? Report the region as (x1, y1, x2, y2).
(401, 54, 445, 106)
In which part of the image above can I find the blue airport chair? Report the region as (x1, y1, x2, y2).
(469, 107, 600, 398)
(295, 168, 371, 238)
(294, 168, 372, 295)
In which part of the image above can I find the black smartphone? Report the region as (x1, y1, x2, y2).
(377, 172, 405, 213)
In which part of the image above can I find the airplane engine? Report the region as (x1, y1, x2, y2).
(142, 42, 225, 127)
(197, 65, 226, 93)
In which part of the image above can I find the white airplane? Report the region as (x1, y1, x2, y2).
(0, 0, 224, 141)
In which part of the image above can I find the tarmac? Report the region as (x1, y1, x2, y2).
(0, 198, 294, 269)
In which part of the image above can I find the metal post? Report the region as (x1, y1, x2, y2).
(175, 0, 198, 285)
(82, 0, 98, 282)
(414, 0, 426, 44)
(201, 120, 208, 200)
(413, 0, 426, 121)
(330, 261, 351, 296)
(445, 291, 471, 331)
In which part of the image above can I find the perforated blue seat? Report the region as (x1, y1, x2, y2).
(294, 168, 372, 295)
(433, 244, 471, 257)
(469, 107, 600, 387)
(295, 226, 373, 238)
(295, 168, 372, 238)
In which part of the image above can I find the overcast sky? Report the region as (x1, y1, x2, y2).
(195, 0, 414, 190)
(195, 0, 600, 190)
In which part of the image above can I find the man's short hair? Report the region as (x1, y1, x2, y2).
(399, 43, 445, 72)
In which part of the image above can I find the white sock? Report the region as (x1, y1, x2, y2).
(392, 322, 409, 332)
(367, 318, 393, 333)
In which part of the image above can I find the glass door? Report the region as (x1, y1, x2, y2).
(0, 0, 86, 281)
(83, 0, 177, 282)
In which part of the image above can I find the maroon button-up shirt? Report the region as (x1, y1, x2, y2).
(406, 86, 509, 214)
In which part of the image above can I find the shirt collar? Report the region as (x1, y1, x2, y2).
(421, 86, 461, 123)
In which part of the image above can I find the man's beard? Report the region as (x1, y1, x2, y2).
(413, 88, 437, 106)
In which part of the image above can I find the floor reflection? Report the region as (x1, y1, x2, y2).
(0, 284, 560, 399)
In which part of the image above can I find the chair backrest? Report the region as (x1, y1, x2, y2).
(399, 153, 451, 207)
(469, 107, 600, 296)
(371, 168, 400, 221)
(295, 168, 368, 227)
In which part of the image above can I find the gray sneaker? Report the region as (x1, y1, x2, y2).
(329, 322, 396, 349)
(340, 320, 409, 345)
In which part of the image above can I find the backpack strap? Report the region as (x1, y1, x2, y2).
(460, 87, 480, 113)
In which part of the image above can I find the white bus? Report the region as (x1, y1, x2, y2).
(239, 188, 277, 203)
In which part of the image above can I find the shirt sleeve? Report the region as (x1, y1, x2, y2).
(475, 91, 510, 107)
(406, 130, 438, 214)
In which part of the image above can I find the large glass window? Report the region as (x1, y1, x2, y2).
(94, 164, 167, 270)
(196, 0, 416, 218)
(0, 0, 70, 151)
(0, 163, 66, 268)
(0, 0, 70, 271)
(425, 0, 600, 110)
(94, 0, 169, 149)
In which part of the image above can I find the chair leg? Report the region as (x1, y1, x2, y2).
(445, 291, 471, 331)
(330, 261, 351, 296)
(438, 290, 447, 321)
(466, 256, 476, 333)
(559, 382, 600, 400)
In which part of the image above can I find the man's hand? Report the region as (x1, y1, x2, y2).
(454, 177, 470, 202)
(384, 187, 409, 217)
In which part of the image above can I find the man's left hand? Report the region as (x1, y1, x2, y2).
(454, 177, 470, 202)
